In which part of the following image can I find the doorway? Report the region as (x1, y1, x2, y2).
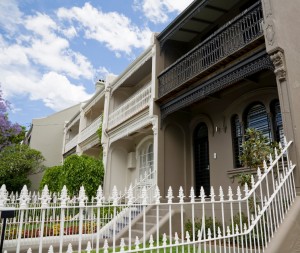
(194, 122, 210, 196)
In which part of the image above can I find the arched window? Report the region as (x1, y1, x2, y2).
(270, 100, 284, 144)
(231, 115, 243, 168)
(231, 101, 283, 168)
(139, 141, 154, 180)
(245, 103, 272, 140)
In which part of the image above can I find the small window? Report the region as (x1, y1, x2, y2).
(271, 100, 284, 145)
(231, 115, 243, 168)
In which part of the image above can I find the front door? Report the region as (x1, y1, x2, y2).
(194, 122, 210, 196)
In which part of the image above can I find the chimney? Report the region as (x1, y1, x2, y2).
(95, 79, 105, 92)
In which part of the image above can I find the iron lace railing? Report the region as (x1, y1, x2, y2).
(158, 1, 264, 98)
(108, 83, 152, 129)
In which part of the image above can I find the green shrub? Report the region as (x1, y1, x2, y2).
(60, 154, 104, 199)
(185, 216, 222, 239)
(230, 212, 248, 232)
(240, 128, 275, 169)
(0, 144, 45, 192)
(39, 165, 63, 192)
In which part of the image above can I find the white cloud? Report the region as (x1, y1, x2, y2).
(0, 0, 22, 33)
(0, 2, 96, 112)
(1, 66, 92, 111)
(23, 13, 94, 80)
(33, 72, 92, 111)
(57, 3, 153, 55)
(61, 26, 77, 39)
(134, 0, 193, 24)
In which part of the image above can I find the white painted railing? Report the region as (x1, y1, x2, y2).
(64, 135, 78, 152)
(79, 115, 102, 143)
(108, 83, 151, 129)
(0, 138, 296, 253)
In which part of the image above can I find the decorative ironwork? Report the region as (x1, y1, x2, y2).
(161, 50, 274, 120)
(158, 2, 264, 99)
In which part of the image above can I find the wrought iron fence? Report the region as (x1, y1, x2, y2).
(158, 2, 264, 98)
(0, 138, 296, 253)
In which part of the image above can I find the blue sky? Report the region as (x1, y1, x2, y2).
(0, 0, 193, 128)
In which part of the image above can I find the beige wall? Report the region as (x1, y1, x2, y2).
(28, 104, 80, 190)
(159, 71, 279, 196)
(262, 0, 300, 191)
(104, 132, 154, 196)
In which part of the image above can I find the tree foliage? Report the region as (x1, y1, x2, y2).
(0, 144, 45, 192)
(40, 154, 104, 199)
(61, 155, 104, 199)
(0, 88, 25, 150)
(39, 165, 63, 193)
(240, 128, 274, 169)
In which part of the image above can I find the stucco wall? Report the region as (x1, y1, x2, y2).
(262, 0, 300, 190)
(28, 104, 80, 190)
(160, 71, 279, 195)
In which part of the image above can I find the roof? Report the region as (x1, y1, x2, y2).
(157, 0, 245, 48)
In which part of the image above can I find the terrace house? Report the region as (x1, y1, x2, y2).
(63, 80, 106, 159)
(102, 41, 158, 198)
(153, 0, 300, 201)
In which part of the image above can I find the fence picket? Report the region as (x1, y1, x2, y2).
(0, 139, 296, 253)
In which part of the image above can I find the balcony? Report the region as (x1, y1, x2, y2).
(79, 115, 102, 143)
(158, 2, 263, 99)
(65, 134, 78, 153)
(108, 83, 152, 129)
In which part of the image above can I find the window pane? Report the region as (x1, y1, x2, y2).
(231, 115, 243, 168)
(271, 100, 284, 145)
(246, 104, 271, 140)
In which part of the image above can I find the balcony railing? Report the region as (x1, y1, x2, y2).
(158, 2, 263, 98)
(64, 134, 78, 152)
(108, 83, 152, 129)
(79, 115, 102, 143)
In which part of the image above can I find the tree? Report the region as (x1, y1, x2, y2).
(0, 88, 25, 150)
(237, 128, 277, 189)
(40, 154, 104, 199)
(39, 165, 63, 193)
(240, 128, 274, 169)
(0, 144, 45, 192)
(61, 155, 104, 199)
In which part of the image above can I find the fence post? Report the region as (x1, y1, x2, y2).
(59, 186, 69, 253)
(16, 185, 30, 253)
(78, 186, 88, 253)
(167, 187, 174, 244)
(111, 186, 118, 253)
(38, 185, 51, 253)
(96, 185, 104, 253)
(127, 185, 133, 251)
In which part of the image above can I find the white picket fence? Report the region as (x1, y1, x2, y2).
(0, 138, 296, 253)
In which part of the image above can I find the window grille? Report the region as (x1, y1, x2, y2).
(231, 115, 243, 168)
(231, 101, 284, 169)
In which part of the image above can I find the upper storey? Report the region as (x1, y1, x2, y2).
(106, 46, 153, 131)
(157, 0, 263, 100)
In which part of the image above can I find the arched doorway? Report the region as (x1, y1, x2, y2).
(194, 122, 210, 196)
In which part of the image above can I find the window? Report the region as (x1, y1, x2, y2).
(271, 100, 284, 145)
(139, 143, 154, 180)
(231, 115, 243, 168)
(231, 101, 283, 168)
(245, 103, 271, 140)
